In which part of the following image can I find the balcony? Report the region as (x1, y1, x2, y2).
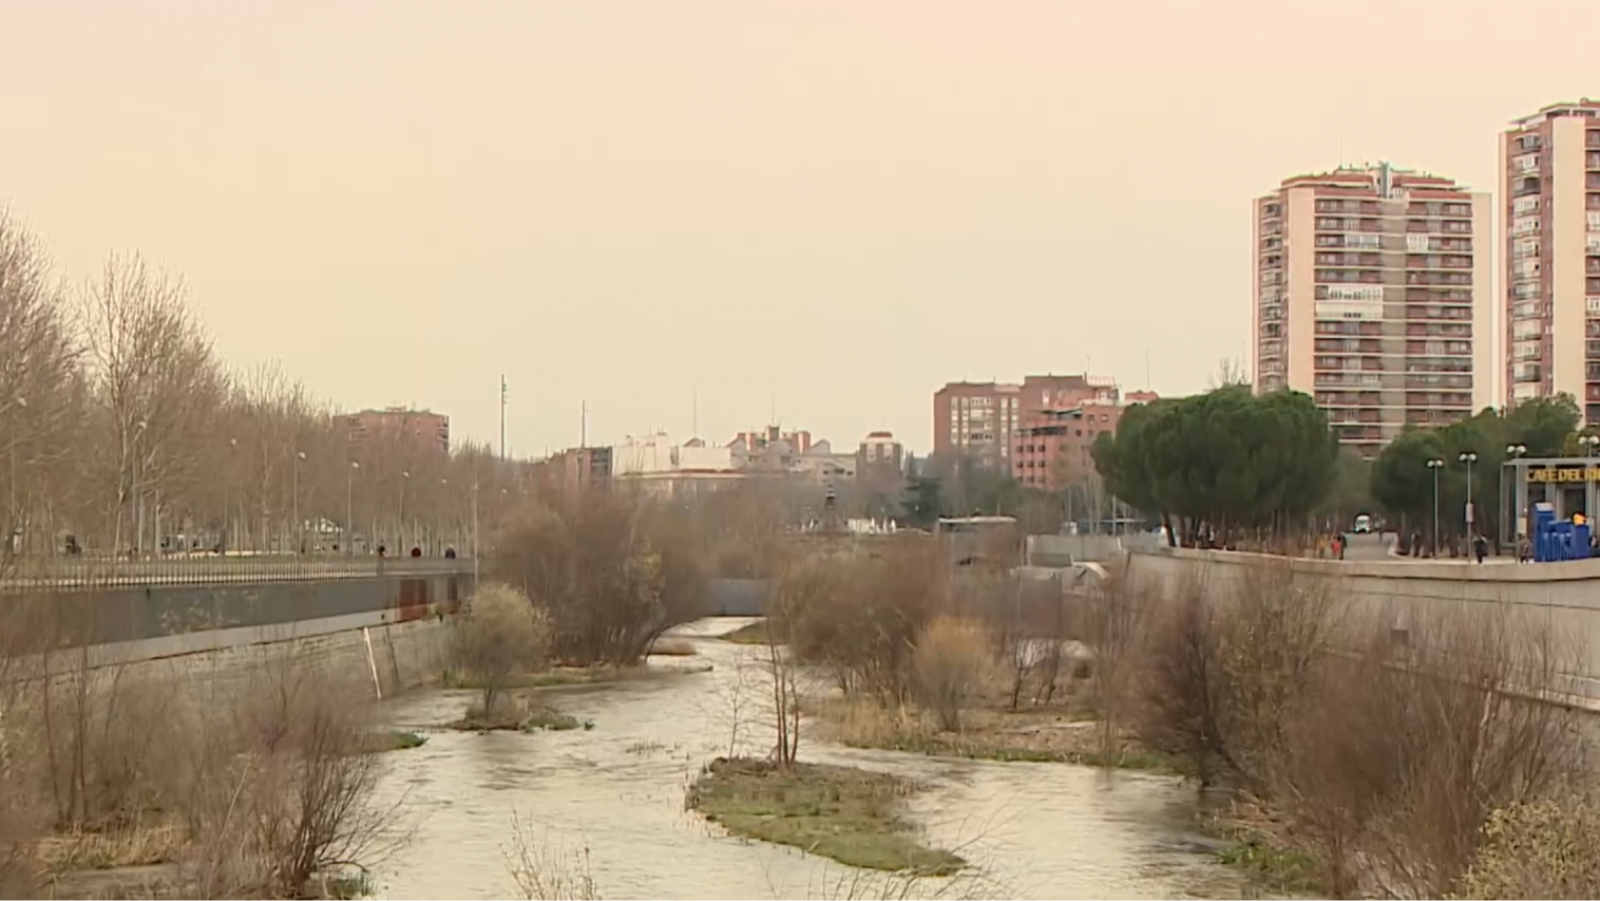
(1315, 252, 1382, 267)
(1590, 151, 1600, 169)
(1407, 341, 1472, 357)
(1406, 392, 1472, 408)
(1407, 272, 1473, 286)
(1408, 305, 1473, 322)
(1317, 270, 1385, 285)
(1406, 409, 1468, 427)
(1407, 323, 1471, 338)
(1406, 374, 1472, 390)
(1588, 130, 1600, 148)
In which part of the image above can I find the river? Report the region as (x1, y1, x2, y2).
(368, 618, 1244, 900)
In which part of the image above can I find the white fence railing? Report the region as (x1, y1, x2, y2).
(0, 555, 473, 592)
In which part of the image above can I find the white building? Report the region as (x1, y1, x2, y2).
(610, 433, 742, 497)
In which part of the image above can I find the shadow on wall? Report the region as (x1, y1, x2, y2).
(0, 574, 477, 653)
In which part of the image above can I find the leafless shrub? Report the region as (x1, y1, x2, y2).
(491, 486, 707, 666)
(911, 617, 993, 733)
(1080, 570, 1146, 754)
(180, 654, 402, 899)
(505, 813, 600, 901)
(1124, 561, 1593, 898)
(784, 538, 950, 706)
(1132, 563, 1330, 788)
(454, 583, 553, 714)
(1271, 606, 1590, 898)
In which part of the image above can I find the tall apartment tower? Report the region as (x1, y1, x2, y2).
(1500, 100, 1600, 421)
(1254, 163, 1491, 457)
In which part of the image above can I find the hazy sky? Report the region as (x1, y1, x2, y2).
(2, 1, 1598, 454)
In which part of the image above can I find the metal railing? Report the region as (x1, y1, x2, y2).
(0, 553, 473, 592)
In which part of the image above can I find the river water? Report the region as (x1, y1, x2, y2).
(369, 618, 1243, 900)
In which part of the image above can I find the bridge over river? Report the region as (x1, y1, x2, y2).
(0, 555, 477, 665)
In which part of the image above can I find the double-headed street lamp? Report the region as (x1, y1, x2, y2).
(347, 461, 360, 556)
(6, 395, 26, 556)
(1503, 444, 1527, 549)
(1426, 458, 1445, 556)
(1581, 434, 1600, 457)
(1460, 451, 1479, 540)
(292, 450, 306, 555)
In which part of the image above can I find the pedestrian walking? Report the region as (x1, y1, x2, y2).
(1472, 533, 1488, 564)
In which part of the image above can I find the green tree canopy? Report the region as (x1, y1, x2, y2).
(1369, 394, 1582, 544)
(1092, 387, 1337, 546)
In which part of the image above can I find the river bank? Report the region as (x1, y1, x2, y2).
(367, 618, 1245, 899)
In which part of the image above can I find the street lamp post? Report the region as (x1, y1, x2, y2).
(471, 476, 480, 587)
(132, 419, 148, 555)
(347, 461, 359, 557)
(440, 478, 449, 556)
(1503, 444, 1527, 550)
(1460, 452, 1478, 543)
(228, 437, 239, 554)
(6, 396, 26, 556)
(1581, 436, 1600, 522)
(292, 450, 306, 555)
(398, 470, 409, 553)
(1426, 458, 1445, 557)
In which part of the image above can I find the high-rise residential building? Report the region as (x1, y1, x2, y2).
(1254, 163, 1491, 457)
(1013, 397, 1139, 492)
(1499, 99, 1600, 421)
(933, 374, 1117, 467)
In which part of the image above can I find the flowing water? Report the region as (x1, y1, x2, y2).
(369, 618, 1243, 900)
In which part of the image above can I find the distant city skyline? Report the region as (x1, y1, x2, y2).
(4, 1, 1598, 454)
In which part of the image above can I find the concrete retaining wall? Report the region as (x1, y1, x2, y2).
(1125, 548, 1600, 698)
(15, 613, 453, 705)
(1, 573, 474, 651)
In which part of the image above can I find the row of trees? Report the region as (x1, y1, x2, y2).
(1370, 395, 1582, 547)
(1091, 386, 1342, 546)
(1084, 383, 1588, 551)
(0, 211, 535, 562)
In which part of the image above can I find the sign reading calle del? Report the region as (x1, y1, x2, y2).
(1527, 466, 1600, 483)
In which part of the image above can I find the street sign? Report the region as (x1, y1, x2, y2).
(1465, 503, 1475, 525)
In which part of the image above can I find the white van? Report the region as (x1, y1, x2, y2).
(1353, 514, 1373, 534)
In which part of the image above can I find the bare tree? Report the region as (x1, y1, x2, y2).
(0, 211, 84, 564)
(80, 252, 225, 555)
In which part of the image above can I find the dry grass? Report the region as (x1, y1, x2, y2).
(805, 694, 1179, 772)
(910, 617, 994, 733)
(39, 820, 187, 872)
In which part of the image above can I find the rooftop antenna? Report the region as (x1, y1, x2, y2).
(580, 400, 587, 449)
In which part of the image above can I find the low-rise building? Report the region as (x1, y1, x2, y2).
(611, 432, 742, 498)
